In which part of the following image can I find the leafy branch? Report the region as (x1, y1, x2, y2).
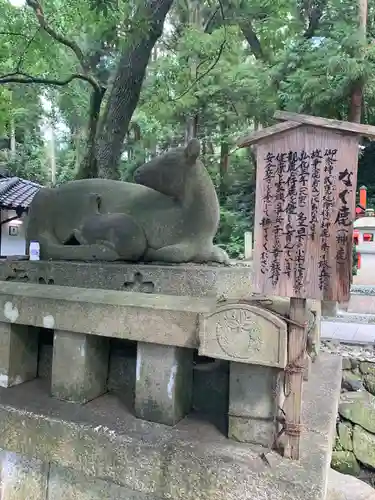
(0, 0, 106, 160)
(0, 71, 99, 88)
(0, 31, 29, 38)
(26, 0, 90, 74)
(169, 0, 227, 101)
(0, 0, 107, 178)
(24, 0, 103, 93)
(15, 28, 41, 73)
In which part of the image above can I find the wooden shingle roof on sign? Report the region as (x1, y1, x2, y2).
(237, 111, 375, 148)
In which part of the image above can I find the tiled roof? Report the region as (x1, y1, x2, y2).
(0, 176, 42, 210)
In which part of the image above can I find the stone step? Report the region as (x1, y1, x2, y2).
(0, 354, 341, 500)
(326, 469, 375, 499)
(347, 295, 375, 315)
(323, 312, 375, 324)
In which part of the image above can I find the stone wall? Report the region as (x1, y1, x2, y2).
(323, 340, 375, 486)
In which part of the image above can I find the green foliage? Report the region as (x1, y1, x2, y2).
(215, 150, 255, 258)
(5, 134, 49, 184)
(2, 0, 375, 260)
(0, 0, 133, 182)
(55, 145, 77, 185)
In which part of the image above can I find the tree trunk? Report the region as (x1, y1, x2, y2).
(9, 90, 16, 160)
(349, 86, 363, 123)
(9, 115, 16, 160)
(185, 115, 198, 143)
(73, 127, 84, 173)
(94, 0, 174, 179)
(77, 87, 106, 179)
(349, 0, 367, 123)
(184, 0, 201, 144)
(49, 122, 56, 185)
(219, 120, 229, 202)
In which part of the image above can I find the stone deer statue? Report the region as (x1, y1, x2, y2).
(26, 139, 229, 264)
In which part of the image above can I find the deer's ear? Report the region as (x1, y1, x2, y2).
(184, 139, 200, 162)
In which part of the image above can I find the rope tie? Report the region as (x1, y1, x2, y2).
(284, 362, 305, 374)
(283, 421, 303, 437)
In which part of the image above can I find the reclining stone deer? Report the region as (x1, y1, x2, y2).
(26, 139, 229, 264)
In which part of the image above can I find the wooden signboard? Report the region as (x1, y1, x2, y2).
(236, 112, 375, 460)
(253, 125, 358, 302)
(236, 111, 375, 302)
(238, 114, 374, 303)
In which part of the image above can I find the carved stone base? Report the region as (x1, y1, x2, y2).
(0, 260, 253, 298)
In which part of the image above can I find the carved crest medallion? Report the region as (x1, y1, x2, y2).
(198, 303, 287, 367)
(216, 308, 262, 359)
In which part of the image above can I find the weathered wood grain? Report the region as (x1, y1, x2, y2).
(253, 125, 358, 302)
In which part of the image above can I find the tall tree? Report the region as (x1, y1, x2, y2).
(349, 0, 367, 122)
(0, 0, 174, 179)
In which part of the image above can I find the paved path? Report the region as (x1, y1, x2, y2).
(322, 320, 375, 344)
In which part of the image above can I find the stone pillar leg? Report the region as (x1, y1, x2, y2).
(229, 363, 282, 447)
(0, 322, 38, 387)
(311, 312, 321, 362)
(51, 331, 109, 403)
(309, 301, 321, 363)
(303, 354, 312, 381)
(135, 342, 193, 426)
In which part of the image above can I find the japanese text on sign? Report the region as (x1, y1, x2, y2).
(254, 136, 357, 302)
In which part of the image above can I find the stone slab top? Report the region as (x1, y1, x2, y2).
(0, 281, 318, 359)
(0, 354, 341, 500)
(0, 281, 216, 312)
(0, 281, 218, 347)
(1, 259, 253, 270)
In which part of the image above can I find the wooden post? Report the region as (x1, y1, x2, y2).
(283, 297, 307, 460)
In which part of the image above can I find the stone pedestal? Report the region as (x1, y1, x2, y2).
(135, 342, 193, 425)
(51, 331, 109, 403)
(0, 322, 38, 387)
(228, 363, 281, 447)
(0, 354, 343, 500)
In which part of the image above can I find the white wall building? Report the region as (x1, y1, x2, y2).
(0, 177, 41, 257)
